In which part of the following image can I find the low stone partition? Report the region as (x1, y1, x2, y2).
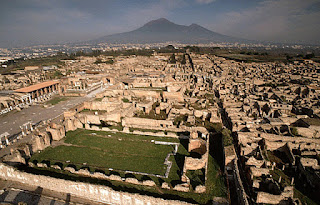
(130, 130, 179, 138)
(60, 92, 85, 97)
(85, 125, 181, 138)
(122, 117, 175, 129)
(0, 163, 192, 205)
(256, 187, 293, 204)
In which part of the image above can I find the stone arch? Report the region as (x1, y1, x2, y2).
(66, 164, 77, 171)
(54, 162, 64, 169)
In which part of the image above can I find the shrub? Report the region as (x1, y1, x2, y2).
(222, 128, 233, 146)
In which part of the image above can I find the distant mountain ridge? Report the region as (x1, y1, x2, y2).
(90, 18, 248, 44)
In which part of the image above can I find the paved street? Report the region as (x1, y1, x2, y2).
(0, 87, 105, 137)
(0, 96, 86, 137)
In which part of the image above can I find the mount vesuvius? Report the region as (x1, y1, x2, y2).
(90, 18, 247, 44)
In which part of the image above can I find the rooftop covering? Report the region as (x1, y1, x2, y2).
(14, 81, 59, 93)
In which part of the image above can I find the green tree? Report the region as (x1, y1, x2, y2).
(53, 70, 63, 79)
(181, 54, 186, 64)
(105, 59, 114, 64)
(92, 50, 102, 57)
(305, 53, 315, 59)
(94, 58, 103, 64)
(222, 128, 233, 146)
(291, 127, 299, 136)
(168, 53, 177, 64)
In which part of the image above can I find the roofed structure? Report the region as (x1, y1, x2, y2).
(14, 81, 59, 93)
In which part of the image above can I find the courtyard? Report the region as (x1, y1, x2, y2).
(30, 129, 182, 176)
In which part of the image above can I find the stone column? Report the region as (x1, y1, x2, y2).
(20, 126, 26, 136)
(25, 125, 29, 134)
(5, 136, 9, 146)
(30, 122, 34, 131)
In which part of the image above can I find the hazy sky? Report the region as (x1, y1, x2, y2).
(0, 0, 319, 47)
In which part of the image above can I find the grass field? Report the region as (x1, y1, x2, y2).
(30, 129, 179, 175)
(46, 97, 68, 105)
(25, 128, 228, 204)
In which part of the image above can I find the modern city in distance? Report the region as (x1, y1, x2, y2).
(0, 0, 319, 204)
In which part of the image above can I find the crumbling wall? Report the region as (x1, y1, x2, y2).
(296, 127, 320, 138)
(256, 187, 293, 204)
(100, 113, 122, 123)
(163, 91, 184, 102)
(0, 163, 192, 205)
(188, 139, 207, 155)
(64, 117, 83, 132)
(2, 150, 26, 165)
(46, 123, 66, 141)
(83, 101, 122, 112)
(184, 155, 207, 171)
(122, 117, 174, 130)
(131, 90, 161, 100)
(30, 134, 51, 153)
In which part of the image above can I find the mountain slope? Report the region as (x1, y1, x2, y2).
(92, 18, 247, 44)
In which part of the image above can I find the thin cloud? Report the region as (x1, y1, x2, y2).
(195, 0, 216, 4)
(1, 0, 319, 47)
(211, 0, 320, 44)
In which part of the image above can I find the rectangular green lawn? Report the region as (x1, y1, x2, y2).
(31, 129, 178, 175)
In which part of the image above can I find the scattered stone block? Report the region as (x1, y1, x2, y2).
(28, 162, 35, 167)
(195, 185, 206, 193)
(64, 166, 76, 173)
(125, 178, 140, 185)
(93, 172, 108, 179)
(51, 165, 61, 170)
(173, 183, 189, 192)
(37, 163, 48, 168)
(161, 182, 170, 189)
(142, 180, 156, 187)
(77, 169, 91, 176)
(109, 174, 122, 181)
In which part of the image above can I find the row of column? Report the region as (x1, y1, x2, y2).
(20, 122, 33, 137)
(30, 84, 58, 102)
(21, 94, 32, 104)
(0, 122, 33, 148)
(0, 132, 10, 148)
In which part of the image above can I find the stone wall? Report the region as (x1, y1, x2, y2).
(60, 92, 85, 97)
(122, 117, 174, 130)
(256, 187, 293, 204)
(0, 163, 192, 205)
(163, 91, 184, 102)
(46, 123, 66, 141)
(232, 158, 250, 205)
(83, 101, 122, 112)
(132, 82, 151, 87)
(131, 90, 161, 100)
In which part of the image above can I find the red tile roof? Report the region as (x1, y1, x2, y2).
(15, 81, 59, 93)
